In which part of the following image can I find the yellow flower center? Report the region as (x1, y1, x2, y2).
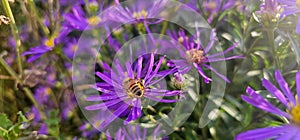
(44, 37, 55, 48)
(132, 9, 148, 20)
(71, 45, 78, 51)
(186, 49, 206, 64)
(87, 16, 102, 26)
(297, 0, 300, 6)
(291, 104, 300, 124)
(45, 87, 52, 95)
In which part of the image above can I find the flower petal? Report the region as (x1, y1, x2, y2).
(262, 78, 290, 108)
(99, 104, 129, 130)
(235, 125, 292, 140)
(275, 70, 296, 105)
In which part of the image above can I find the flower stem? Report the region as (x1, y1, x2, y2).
(28, 0, 50, 35)
(0, 57, 47, 120)
(266, 28, 280, 69)
(2, 0, 23, 78)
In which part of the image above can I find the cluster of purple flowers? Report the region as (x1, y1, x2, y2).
(5, 0, 299, 139)
(11, 0, 242, 138)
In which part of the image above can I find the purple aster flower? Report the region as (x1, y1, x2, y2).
(107, 0, 167, 24)
(255, 0, 281, 26)
(203, 0, 237, 23)
(278, 0, 300, 34)
(22, 35, 58, 62)
(235, 70, 300, 140)
(167, 28, 243, 83)
(85, 53, 183, 130)
(62, 3, 105, 31)
(79, 121, 101, 139)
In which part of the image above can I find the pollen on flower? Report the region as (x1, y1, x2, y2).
(297, 0, 300, 6)
(123, 78, 145, 98)
(178, 36, 188, 44)
(71, 45, 78, 51)
(44, 37, 55, 48)
(87, 16, 102, 25)
(290, 104, 300, 124)
(132, 9, 148, 19)
(185, 49, 206, 64)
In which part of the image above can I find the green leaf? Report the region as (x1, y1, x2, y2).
(0, 113, 12, 129)
(288, 34, 300, 65)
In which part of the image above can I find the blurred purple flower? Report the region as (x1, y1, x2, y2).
(167, 28, 243, 83)
(79, 122, 101, 139)
(235, 70, 300, 140)
(278, 0, 300, 34)
(85, 53, 182, 129)
(107, 0, 167, 24)
(255, 0, 281, 26)
(59, 0, 85, 6)
(22, 35, 58, 62)
(203, 0, 236, 23)
(60, 3, 105, 31)
(62, 38, 78, 59)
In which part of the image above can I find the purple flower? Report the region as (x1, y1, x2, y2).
(235, 70, 300, 140)
(107, 0, 167, 24)
(59, 3, 106, 40)
(203, 0, 236, 23)
(79, 122, 101, 139)
(22, 35, 58, 62)
(255, 0, 281, 26)
(278, 0, 300, 34)
(167, 28, 243, 83)
(85, 53, 183, 129)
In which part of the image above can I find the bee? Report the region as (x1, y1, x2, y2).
(0, 15, 11, 25)
(123, 78, 145, 98)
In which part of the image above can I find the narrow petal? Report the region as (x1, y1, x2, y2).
(85, 99, 123, 110)
(96, 72, 122, 88)
(86, 94, 126, 101)
(145, 90, 181, 97)
(145, 56, 165, 85)
(145, 53, 154, 80)
(281, 8, 300, 17)
(207, 43, 238, 58)
(296, 71, 300, 103)
(235, 125, 292, 140)
(126, 62, 134, 79)
(137, 56, 143, 79)
(145, 94, 180, 103)
(276, 127, 299, 140)
(274, 70, 296, 105)
(205, 55, 244, 62)
(202, 64, 230, 83)
(193, 63, 212, 83)
(148, 68, 177, 86)
(99, 104, 129, 130)
(243, 87, 291, 118)
(296, 18, 300, 34)
(262, 78, 290, 108)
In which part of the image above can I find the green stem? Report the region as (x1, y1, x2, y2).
(2, 0, 23, 78)
(0, 69, 3, 112)
(28, 0, 50, 35)
(0, 57, 47, 120)
(266, 28, 280, 69)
